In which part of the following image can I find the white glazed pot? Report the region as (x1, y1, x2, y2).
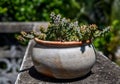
(31, 38, 96, 79)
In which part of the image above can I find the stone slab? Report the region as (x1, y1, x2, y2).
(0, 22, 48, 33)
(15, 41, 120, 84)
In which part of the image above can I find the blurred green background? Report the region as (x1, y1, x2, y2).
(0, 0, 120, 65)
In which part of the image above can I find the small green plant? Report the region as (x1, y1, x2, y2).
(17, 12, 110, 43)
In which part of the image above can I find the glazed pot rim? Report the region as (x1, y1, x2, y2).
(34, 38, 91, 47)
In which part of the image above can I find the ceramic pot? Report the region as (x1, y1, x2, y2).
(31, 38, 96, 79)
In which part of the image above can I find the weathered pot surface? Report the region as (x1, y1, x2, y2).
(31, 38, 96, 79)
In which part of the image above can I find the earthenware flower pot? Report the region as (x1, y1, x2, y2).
(31, 38, 96, 79)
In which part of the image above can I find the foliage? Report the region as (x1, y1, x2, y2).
(94, 0, 120, 61)
(94, 20, 120, 59)
(0, 0, 113, 24)
(0, 0, 82, 21)
(17, 12, 109, 43)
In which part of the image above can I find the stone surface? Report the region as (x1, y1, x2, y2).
(15, 41, 120, 84)
(0, 22, 48, 84)
(0, 45, 26, 84)
(0, 22, 48, 33)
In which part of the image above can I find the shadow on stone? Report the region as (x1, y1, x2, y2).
(29, 66, 93, 83)
(80, 44, 91, 53)
(19, 68, 30, 73)
(80, 45, 85, 53)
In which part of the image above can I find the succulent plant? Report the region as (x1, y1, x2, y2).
(17, 12, 110, 43)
